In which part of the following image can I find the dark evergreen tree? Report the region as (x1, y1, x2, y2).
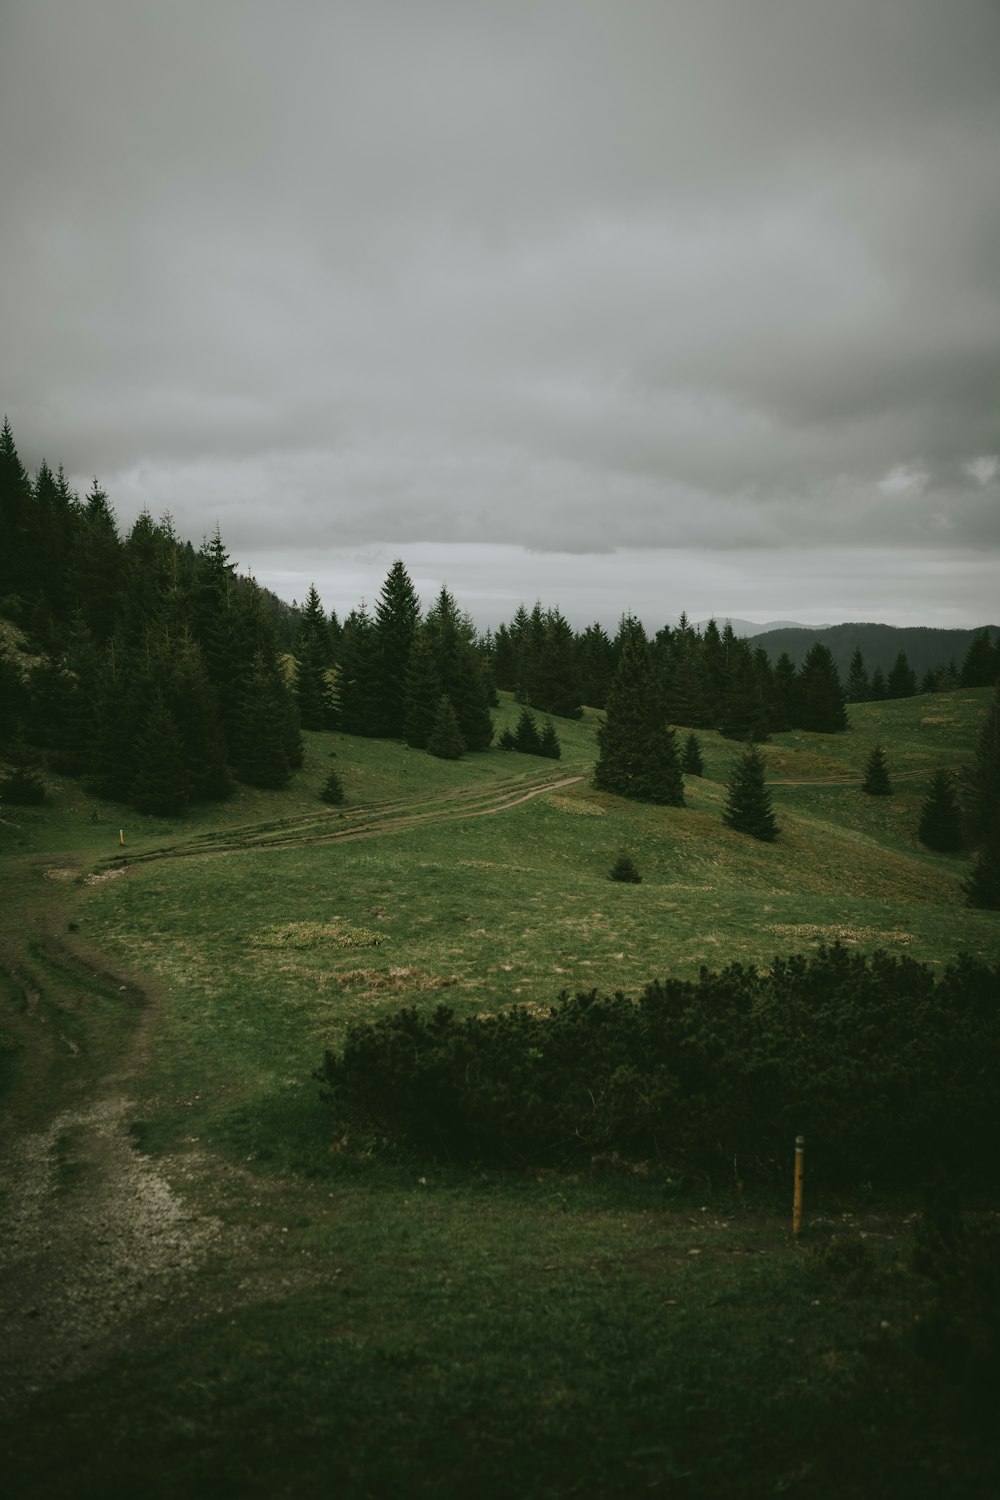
(513, 706, 542, 755)
(593, 633, 684, 806)
(294, 583, 336, 730)
(538, 719, 561, 760)
(608, 852, 642, 883)
(336, 604, 381, 736)
(960, 629, 999, 688)
(869, 665, 887, 701)
(962, 683, 1000, 847)
(320, 770, 345, 805)
(428, 695, 465, 760)
(517, 607, 583, 719)
(698, 618, 727, 727)
(963, 820, 1000, 909)
(918, 769, 963, 852)
(681, 732, 704, 776)
(663, 613, 706, 727)
(497, 726, 516, 751)
(0, 417, 33, 610)
(402, 629, 442, 749)
(373, 560, 421, 736)
(129, 693, 191, 816)
(0, 645, 29, 748)
(919, 669, 939, 694)
(576, 621, 615, 710)
(862, 744, 893, 796)
(770, 652, 797, 734)
(231, 652, 299, 789)
(722, 743, 778, 841)
(423, 588, 493, 750)
(168, 642, 233, 802)
(846, 646, 870, 704)
(795, 643, 847, 732)
(886, 651, 917, 699)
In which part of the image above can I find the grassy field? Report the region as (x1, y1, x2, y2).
(1, 688, 998, 1496)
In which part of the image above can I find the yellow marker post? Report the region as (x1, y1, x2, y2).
(793, 1134, 805, 1237)
(119, 829, 125, 847)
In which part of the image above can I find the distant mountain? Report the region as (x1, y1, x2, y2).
(748, 622, 1000, 679)
(691, 618, 817, 638)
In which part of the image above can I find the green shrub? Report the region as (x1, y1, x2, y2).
(608, 852, 642, 883)
(316, 946, 1000, 1185)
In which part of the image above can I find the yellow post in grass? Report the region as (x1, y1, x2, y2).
(793, 1135, 805, 1237)
(119, 828, 124, 846)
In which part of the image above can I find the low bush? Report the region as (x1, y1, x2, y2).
(316, 946, 1000, 1186)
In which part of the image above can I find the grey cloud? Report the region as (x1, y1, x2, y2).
(3, 0, 999, 627)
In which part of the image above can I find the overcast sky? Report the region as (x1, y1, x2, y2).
(3, 0, 998, 632)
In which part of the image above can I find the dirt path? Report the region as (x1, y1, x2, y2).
(0, 769, 588, 1412)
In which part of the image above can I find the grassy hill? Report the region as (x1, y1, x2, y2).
(1, 688, 998, 1498)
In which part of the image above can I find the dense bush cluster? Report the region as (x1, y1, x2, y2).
(317, 946, 999, 1186)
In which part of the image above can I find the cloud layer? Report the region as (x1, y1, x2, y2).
(3, 0, 998, 627)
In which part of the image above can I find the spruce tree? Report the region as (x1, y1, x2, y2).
(320, 770, 346, 805)
(129, 693, 191, 816)
(862, 744, 893, 796)
(336, 604, 381, 736)
(963, 820, 1000, 909)
(608, 851, 642, 883)
(497, 726, 516, 751)
(428, 695, 465, 760)
(722, 743, 778, 841)
(846, 647, 870, 703)
(373, 560, 421, 736)
(795, 643, 847, 732)
(960, 630, 999, 688)
(513, 705, 542, 755)
(962, 682, 1000, 846)
(869, 666, 887, 701)
(538, 720, 561, 760)
(681, 733, 704, 776)
(294, 584, 335, 730)
(886, 651, 917, 699)
(593, 634, 684, 806)
(918, 769, 963, 852)
(402, 629, 442, 749)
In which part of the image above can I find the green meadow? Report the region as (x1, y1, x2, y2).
(1, 689, 997, 1497)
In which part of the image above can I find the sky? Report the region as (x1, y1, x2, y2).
(3, 0, 999, 634)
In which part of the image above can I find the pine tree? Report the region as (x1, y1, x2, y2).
(886, 652, 917, 699)
(538, 720, 561, 760)
(402, 629, 442, 749)
(722, 743, 778, 841)
(795, 643, 847, 732)
(231, 653, 298, 788)
(869, 666, 887, 701)
(428, 695, 465, 760)
(294, 584, 336, 730)
(373, 560, 421, 736)
(0, 417, 33, 608)
(423, 587, 494, 750)
(918, 769, 963, 852)
(681, 733, 704, 776)
(770, 653, 797, 734)
(963, 820, 1000, 909)
(960, 630, 999, 688)
(862, 744, 893, 796)
(593, 635, 684, 806)
(962, 682, 1000, 847)
(336, 604, 381, 736)
(497, 726, 516, 751)
(513, 705, 542, 755)
(129, 693, 191, 816)
(846, 647, 870, 703)
(608, 851, 642, 883)
(320, 770, 346, 805)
